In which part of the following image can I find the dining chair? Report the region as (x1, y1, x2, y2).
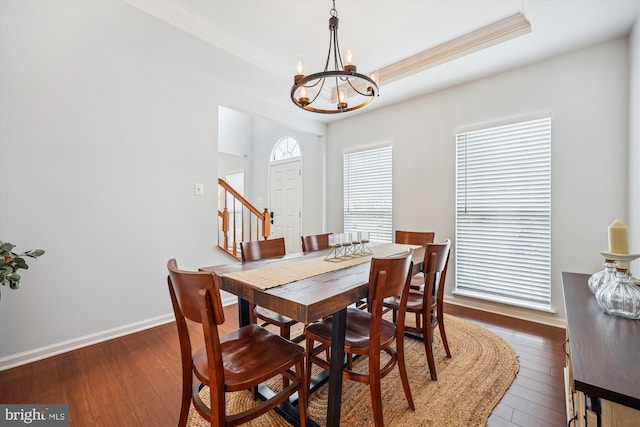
(395, 230, 435, 246)
(239, 238, 301, 345)
(383, 239, 452, 381)
(304, 252, 415, 427)
(166, 259, 307, 427)
(301, 233, 331, 253)
(395, 230, 435, 284)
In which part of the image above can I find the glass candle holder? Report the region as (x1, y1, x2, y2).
(588, 259, 617, 294)
(595, 268, 640, 319)
(351, 232, 361, 244)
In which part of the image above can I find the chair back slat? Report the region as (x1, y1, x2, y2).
(422, 240, 452, 303)
(301, 233, 331, 253)
(423, 240, 450, 279)
(367, 252, 413, 306)
(167, 259, 225, 325)
(199, 288, 227, 424)
(240, 237, 286, 262)
(395, 230, 435, 246)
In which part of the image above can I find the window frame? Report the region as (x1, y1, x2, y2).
(271, 136, 301, 162)
(343, 145, 393, 243)
(454, 116, 553, 312)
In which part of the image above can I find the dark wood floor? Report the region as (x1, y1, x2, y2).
(0, 303, 567, 427)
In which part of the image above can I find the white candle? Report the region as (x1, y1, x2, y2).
(608, 219, 629, 254)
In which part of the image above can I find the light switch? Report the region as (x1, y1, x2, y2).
(194, 183, 204, 196)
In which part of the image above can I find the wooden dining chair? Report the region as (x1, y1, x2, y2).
(395, 230, 436, 296)
(383, 239, 452, 381)
(166, 259, 307, 427)
(301, 233, 331, 253)
(395, 230, 435, 246)
(240, 237, 287, 263)
(239, 238, 301, 344)
(304, 252, 415, 427)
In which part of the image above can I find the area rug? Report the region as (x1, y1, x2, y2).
(187, 314, 519, 427)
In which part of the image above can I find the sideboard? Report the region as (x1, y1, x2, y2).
(562, 272, 640, 426)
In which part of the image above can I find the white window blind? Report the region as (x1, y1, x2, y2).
(344, 146, 392, 243)
(455, 117, 551, 310)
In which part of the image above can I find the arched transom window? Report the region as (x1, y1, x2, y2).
(271, 137, 301, 162)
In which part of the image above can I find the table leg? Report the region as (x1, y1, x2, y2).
(327, 307, 347, 427)
(238, 298, 251, 327)
(236, 298, 320, 427)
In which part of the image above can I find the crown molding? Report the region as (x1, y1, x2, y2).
(376, 13, 531, 86)
(332, 12, 530, 103)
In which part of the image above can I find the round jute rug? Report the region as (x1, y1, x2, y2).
(187, 313, 519, 427)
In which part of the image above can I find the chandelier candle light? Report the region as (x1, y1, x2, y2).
(291, 0, 379, 114)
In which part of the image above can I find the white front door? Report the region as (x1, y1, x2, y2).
(270, 160, 302, 252)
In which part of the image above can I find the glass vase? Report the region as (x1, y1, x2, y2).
(588, 259, 617, 294)
(595, 268, 640, 319)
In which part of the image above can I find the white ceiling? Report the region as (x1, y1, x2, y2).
(126, 0, 640, 124)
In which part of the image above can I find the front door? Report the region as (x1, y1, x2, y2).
(269, 160, 302, 252)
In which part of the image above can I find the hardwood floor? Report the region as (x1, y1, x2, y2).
(0, 304, 567, 427)
(444, 305, 568, 427)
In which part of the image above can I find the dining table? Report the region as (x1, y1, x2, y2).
(200, 242, 424, 427)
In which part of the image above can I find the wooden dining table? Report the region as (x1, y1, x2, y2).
(200, 242, 424, 427)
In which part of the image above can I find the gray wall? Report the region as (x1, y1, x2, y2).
(326, 37, 632, 327)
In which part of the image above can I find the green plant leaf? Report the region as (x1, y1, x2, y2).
(0, 242, 15, 252)
(14, 258, 28, 269)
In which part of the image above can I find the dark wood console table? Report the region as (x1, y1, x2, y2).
(561, 272, 640, 426)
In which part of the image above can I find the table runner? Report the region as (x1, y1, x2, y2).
(221, 243, 419, 290)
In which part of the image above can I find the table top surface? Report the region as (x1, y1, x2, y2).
(561, 272, 640, 410)
(201, 244, 424, 325)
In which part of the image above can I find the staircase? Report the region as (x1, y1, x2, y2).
(217, 178, 270, 261)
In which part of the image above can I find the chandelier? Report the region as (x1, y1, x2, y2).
(290, 0, 379, 114)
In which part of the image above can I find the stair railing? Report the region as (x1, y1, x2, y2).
(218, 178, 270, 260)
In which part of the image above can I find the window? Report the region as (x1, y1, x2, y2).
(344, 146, 392, 242)
(271, 137, 301, 161)
(455, 116, 552, 310)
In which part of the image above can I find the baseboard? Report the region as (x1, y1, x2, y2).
(221, 293, 238, 307)
(444, 296, 567, 329)
(1, 295, 239, 372)
(0, 313, 175, 372)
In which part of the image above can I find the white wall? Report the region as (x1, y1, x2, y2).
(0, 1, 323, 368)
(217, 110, 326, 253)
(218, 106, 252, 156)
(249, 117, 326, 243)
(326, 38, 630, 327)
(629, 16, 640, 274)
(0, 0, 221, 366)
